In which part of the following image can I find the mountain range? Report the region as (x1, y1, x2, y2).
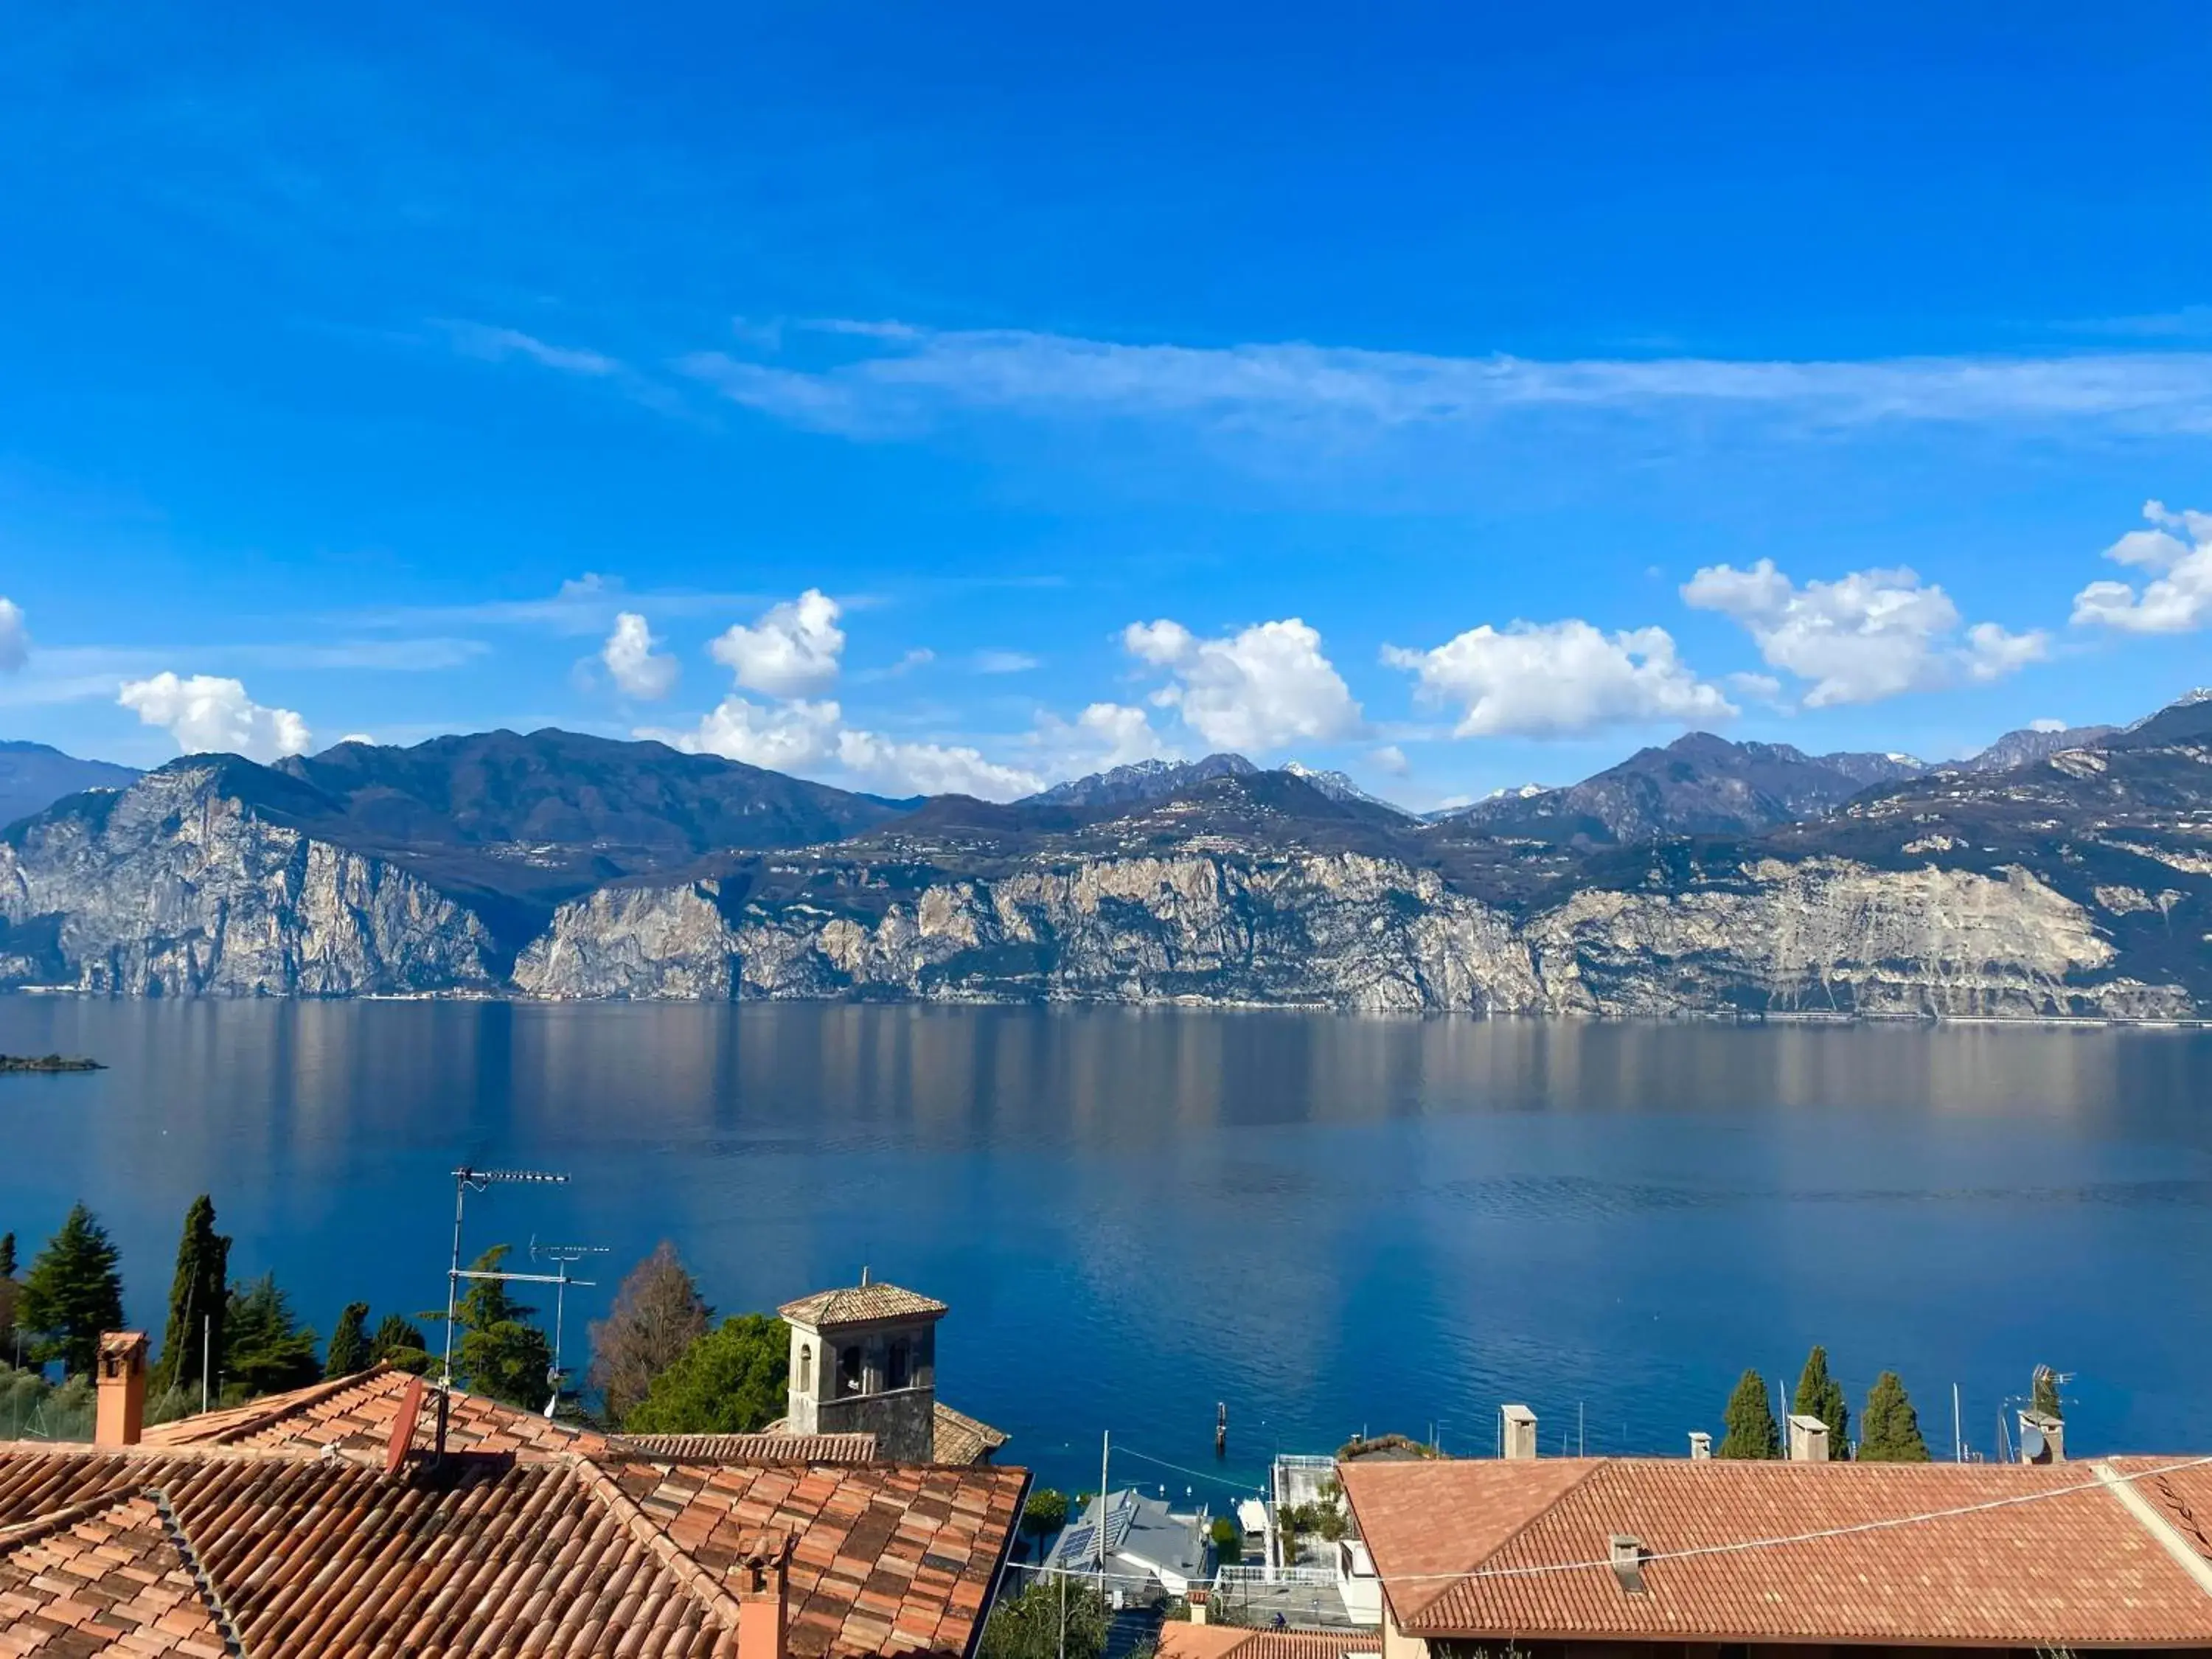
(1, 699, 2205, 1017)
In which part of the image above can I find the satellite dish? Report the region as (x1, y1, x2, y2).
(2021, 1424, 2046, 1461)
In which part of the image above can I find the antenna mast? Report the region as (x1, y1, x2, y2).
(529, 1238, 611, 1418)
(441, 1166, 571, 1391)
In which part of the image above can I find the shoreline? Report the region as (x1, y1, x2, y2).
(4, 986, 2209, 1029)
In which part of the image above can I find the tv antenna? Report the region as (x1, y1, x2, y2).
(441, 1166, 570, 1391)
(530, 1237, 611, 1418)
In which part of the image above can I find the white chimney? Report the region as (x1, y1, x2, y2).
(1501, 1404, 1537, 1461)
(1786, 1415, 1830, 1463)
(1688, 1431, 1712, 1461)
(2019, 1411, 2066, 1464)
(1609, 1534, 1647, 1595)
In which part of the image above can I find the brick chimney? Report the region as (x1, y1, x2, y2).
(1187, 1589, 1209, 1627)
(1786, 1415, 1830, 1463)
(95, 1332, 148, 1448)
(1500, 1404, 1537, 1461)
(735, 1530, 795, 1659)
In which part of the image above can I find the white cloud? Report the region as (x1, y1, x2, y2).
(117, 673, 311, 761)
(1384, 619, 1733, 737)
(644, 694, 1045, 799)
(1123, 617, 1361, 753)
(1370, 744, 1409, 776)
(1683, 559, 2047, 706)
(648, 695, 842, 773)
(601, 612, 680, 700)
(973, 649, 1041, 674)
(439, 321, 623, 378)
(0, 599, 27, 672)
(2070, 500, 2212, 633)
(711, 589, 846, 696)
(1033, 701, 1172, 776)
(2030, 717, 2068, 733)
(832, 730, 1043, 799)
(676, 323, 2212, 439)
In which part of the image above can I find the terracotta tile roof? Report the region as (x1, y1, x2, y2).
(1158, 1626, 1378, 1659)
(779, 1283, 949, 1328)
(931, 1404, 1008, 1467)
(616, 1432, 883, 1466)
(18, 1367, 1029, 1659)
(0, 1489, 234, 1658)
(1342, 1455, 2212, 1649)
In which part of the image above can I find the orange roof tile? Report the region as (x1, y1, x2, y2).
(17, 1367, 1029, 1659)
(780, 1284, 948, 1328)
(931, 1405, 1008, 1467)
(616, 1432, 883, 1465)
(1343, 1455, 2212, 1649)
(1158, 1627, 1378, 1659)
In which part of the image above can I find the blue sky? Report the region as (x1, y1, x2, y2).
(2, 1, 2208, 806)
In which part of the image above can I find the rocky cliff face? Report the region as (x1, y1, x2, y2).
(9, 706, 2210, 1017)
(513, 841, 2191, 1018)
(0, 765, 497, 995)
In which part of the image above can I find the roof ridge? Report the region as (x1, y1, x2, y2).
(175, 1363, 399, 1445)
(1398, 1459, 1610, 1624)
(568, 1452, 747, 1630)
(147, 1484, 250, 1658)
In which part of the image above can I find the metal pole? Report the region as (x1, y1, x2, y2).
(200, 1315, 211, 1415)
(1098, 1431, 1110, 1573)
(442, 1172, 468, 1388)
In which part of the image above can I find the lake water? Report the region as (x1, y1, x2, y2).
(2, 999, 2208, 1495)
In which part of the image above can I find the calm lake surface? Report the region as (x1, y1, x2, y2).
(3, 999, 2208, 1494)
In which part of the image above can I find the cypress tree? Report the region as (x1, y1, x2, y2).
(1858, 1371, 1932, 1462)
(155, 1196, 230, 1397)
(324, 1301, 372, 1378)
(0, 1231, 15, 1279)
(1792, 1345, 1851, 1460)
(18, 1204, 125, 1377)
(2031, 1366, 2063, 1422)
(1717, 1368, 1781, 1459)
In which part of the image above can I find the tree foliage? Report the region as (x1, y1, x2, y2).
(622, 1313, 789, 1435)
(371, 1313, 432, 1374)
(452, 1245, 554, 1408)
(978, 1576, 1108, 1659)
(156, 1195, 230, 1397)
(19, 1204, 124, 1376)
(0, 1231, 15, 1279)
(1792, 1345, 1851, 1461)
(1718, 1368, 1781, 1460)
(1020, 1487, 1069, 1541)
(2031, 1366, 2064, 1422)
(1858, 1371, 1932, 1463)
(222, 1273, 321, 1398)
(324, 1301, 372, 1377)
(1208, 1514, 1243, 1565)
(588, 1242, 710, 1424)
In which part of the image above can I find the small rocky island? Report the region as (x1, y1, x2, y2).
(0, 1053, 103, 1073)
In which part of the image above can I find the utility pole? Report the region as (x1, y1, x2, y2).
(440, 1166, 569, 1389)
(1098, 1431, 1111, 1576)
(200, 1316, 211, 1415)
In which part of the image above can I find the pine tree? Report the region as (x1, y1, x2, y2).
(587, 1242, 711, 1424)
(623, 1315, 791, 1435)
(1792, 1345, 1851, 1460)
(370, 1313, 431, 1374)
(2031, 1366, 2063, 1422)
(451, 1246, 554, 1408)
(18, 1204, 124, 1376)
(324, 1302, 372, 1378)
(1717, 1368, 1781, 1459)
(1858, 1371, 1932, 1462)
(155, 1196, 230, 1397)
(220, 1273, 321, 1398)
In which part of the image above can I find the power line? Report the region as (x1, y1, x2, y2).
(1113, 1444, 1267, 1495)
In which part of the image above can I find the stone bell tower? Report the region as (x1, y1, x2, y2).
(779, 1271, 947, 1463)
